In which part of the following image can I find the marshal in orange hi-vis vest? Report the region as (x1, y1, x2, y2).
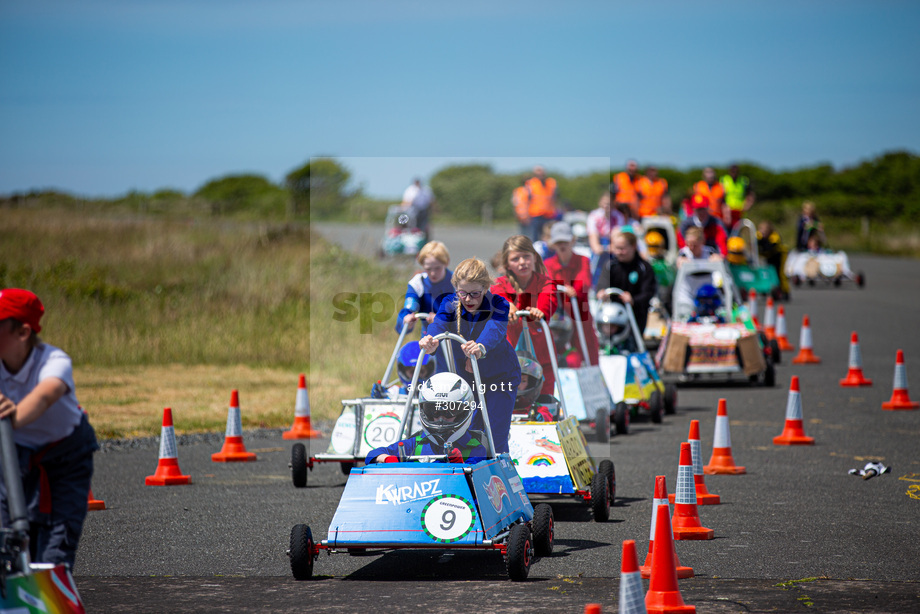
(525, 176, 557, 218)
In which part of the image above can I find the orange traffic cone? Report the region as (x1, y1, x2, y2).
(773, 376, 815, 445)
(645, 504, 696, 614)
(641, 476, 693, 580)
(792, 315, 821, 364)
(145, 407, 192, 485)
(763, 296, 776, 340)
(775, 305, 795, 351)
(668, 421, 719, 505)
(87, 488, 106, 511)
(671, 443, 713, 540)
(704, 399, 746, 475)
(620, 540, 649, 614)
(283, 374, 320, 439)
(212, 390, 257, 462)
(746, 289, 760, 328)
(882, 350, 919, 410)
(839, 332, 872, 387)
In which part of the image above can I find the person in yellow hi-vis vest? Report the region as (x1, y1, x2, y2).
(720, 164, 755, 230)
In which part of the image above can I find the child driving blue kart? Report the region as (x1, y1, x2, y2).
(688, 284, 727, 323)
(366, 372, 488, 464)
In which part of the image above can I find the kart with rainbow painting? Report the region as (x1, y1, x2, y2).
(288, 332, 554, 582)
(0, 418, 86, 613)
(507, 311, 616, 523)
(289, 316, 437, 487)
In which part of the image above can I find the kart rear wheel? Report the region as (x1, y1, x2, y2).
(506, 523, 533, 581)
(291, 444, 307, 488)
(648, 390, 663, 424)
(770, 338, 782, 365)
(663, 383, 677, 415)
(595, 408, 610, 443)
(532, 504, 554, 556)
(613, 402, 629, 435)
(340, 461, 355, 476)
(763, 357, 776, 388)
(598, 459, 616, 502)
(591, 471, 610, 522)
(289, 524, 314, 580)
(857, 271, 865, 288)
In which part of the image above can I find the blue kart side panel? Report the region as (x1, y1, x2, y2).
(326, 454, 531, 547)
(469, 455, 533, 539)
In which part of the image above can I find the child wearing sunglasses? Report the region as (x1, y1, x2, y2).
(419, 258, 521, 454)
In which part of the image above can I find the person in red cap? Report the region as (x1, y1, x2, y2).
(677, 194, 728, 256)
(0, 289, 98, 569)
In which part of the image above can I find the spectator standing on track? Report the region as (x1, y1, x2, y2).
(0, 289, 99, 569)
(692, 167, 726, 224)
(544, 222, 601, 366)
(524, 166, 558, 242)
(512, 177, 531, 236)
(721, 164, 755, 229)
(612, 160, 642, 220)
(677, 194, 729, 256)
(401, 178, 435, 242)
(637, 165, 672, 218)
(420, 258, 522, 454)
(598, 230, 658, 335)
(795, 201, 824, 251)
(492, 236, 559, 397)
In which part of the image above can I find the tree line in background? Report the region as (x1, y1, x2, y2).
(3, 151, 918, 234)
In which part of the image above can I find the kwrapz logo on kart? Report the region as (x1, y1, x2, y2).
(375, 479, 443, 505)
(483, 476, 510, 513)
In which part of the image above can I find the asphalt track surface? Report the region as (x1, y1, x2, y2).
(76, 224, 920, 612)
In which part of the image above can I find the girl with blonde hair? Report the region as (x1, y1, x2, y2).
(491, 235, 559, 396)
(420, 258, 521, 454)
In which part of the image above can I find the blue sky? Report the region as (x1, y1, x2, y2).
(1, 1, 918, 199)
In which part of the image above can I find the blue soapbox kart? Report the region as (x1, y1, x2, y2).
(288, 332, 554, 582)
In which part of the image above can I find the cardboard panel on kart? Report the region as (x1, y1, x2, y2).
(0, 418, 86, 612)
(289, 332, 553, 582)
(291, 314, 449, 488)
(658, 259, 774, 386)
(594, 289, 673, 438)
(507, 310, 615, 522)
(728, 219, 781, 299)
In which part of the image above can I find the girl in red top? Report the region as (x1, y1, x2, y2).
(491, 235, 558, 396)
(543, 222, 600, 366)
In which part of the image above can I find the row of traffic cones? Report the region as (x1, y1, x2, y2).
(752, 290, 917, 408)
(145, 374, 320, 486)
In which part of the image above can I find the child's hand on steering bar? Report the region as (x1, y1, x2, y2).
(419, 335, 439, 354)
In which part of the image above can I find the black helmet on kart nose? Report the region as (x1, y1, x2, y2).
(597, 301, 631, 347)
(548, 316, 574, 352)
(419, 372, 475, 446)
(397, 341, 434, 386)
(514, 355, 545, 411)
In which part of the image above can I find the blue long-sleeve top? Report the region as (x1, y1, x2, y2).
(425, 292, 522, 383)
(365, 430, 488, 465)
(395, 270, 455, 334)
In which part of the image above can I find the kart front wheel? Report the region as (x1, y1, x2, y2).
(291, 444, 307, 488)
(763, 358, 776, 388)
(598, 459, 616, 502)
(663, 383, 678, 415)
(532, 503, 554, 556)
(857, 271, 865, 288)
(506, 524, 533, 581)
(591, 471, 610, 522)
(289, 524, 314, 580)
(648, 390, 663, 424)
(613, 402, 630, 435)
(595, 408, 610, 443)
